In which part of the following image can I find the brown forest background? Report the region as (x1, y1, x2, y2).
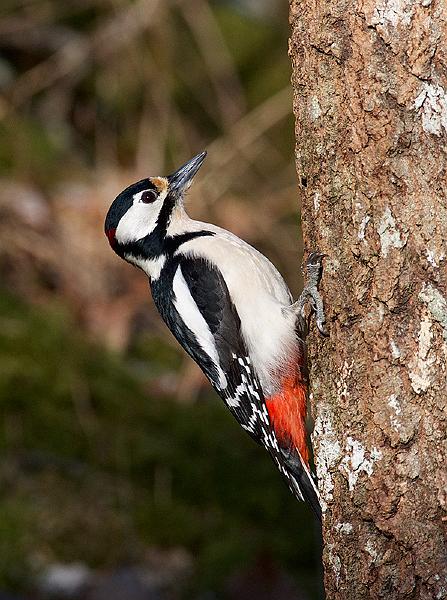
(0, 1, 323, 599)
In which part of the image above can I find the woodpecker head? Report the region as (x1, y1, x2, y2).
(104, 151, 206, 258)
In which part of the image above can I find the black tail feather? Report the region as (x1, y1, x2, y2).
(280, 447, 322, 522)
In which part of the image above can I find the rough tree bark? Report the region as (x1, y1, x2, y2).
(289, 0, 447, 598)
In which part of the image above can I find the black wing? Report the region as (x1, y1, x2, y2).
(178, 256, 269, 444)
(151, 255, 321, 519)
(151, 255, 271, 443)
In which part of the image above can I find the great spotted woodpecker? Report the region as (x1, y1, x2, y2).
(104, 152, 327, 520)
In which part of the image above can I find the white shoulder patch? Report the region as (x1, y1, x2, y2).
(173, 265, 227, 389)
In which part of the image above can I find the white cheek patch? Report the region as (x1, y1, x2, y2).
(115, 197, 163, 244)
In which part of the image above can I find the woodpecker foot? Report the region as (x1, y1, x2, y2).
(294, 252, 328, 336)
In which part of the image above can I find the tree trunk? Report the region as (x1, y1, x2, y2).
(289, 1, 447, 598)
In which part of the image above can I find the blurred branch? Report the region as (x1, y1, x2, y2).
(135, 3, 172, 174)
(0, 18, 80, 52)
(5, 0, 162, 108)
(136, 83, 172, 175)
(197, 86, 292, 202)
(178, 0, 246, 127)
(7, 0, 111, 16)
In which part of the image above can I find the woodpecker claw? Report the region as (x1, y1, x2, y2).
(294, 251, 328, 337)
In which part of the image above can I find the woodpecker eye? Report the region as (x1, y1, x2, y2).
(141, 190, 157, 204)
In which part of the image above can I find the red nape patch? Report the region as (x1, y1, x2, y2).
(266, 375, 309, 465)
(105, 228, 117, 248)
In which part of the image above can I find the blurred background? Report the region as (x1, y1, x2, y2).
(0, 0, 322, 598)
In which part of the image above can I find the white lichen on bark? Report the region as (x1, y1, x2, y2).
(339, 437, 382, 492)
(335, 522, 353, 534)
(387, 393, 403, 433)
(408, 312, 435, 394)
(414, 84, 447, 136)
(372, 0, 414, 27)
(419, 283, 447, 340)
(377, 207, 407, 257)
(313, 410, 342, 508)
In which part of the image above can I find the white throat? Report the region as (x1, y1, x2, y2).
(126, 253, 167, 281)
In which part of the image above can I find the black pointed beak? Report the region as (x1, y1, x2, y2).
(168, 151, 207, 195)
